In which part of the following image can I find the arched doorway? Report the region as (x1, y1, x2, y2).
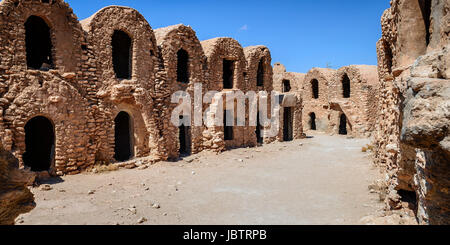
(309, 112, 317, 131)
(23, 116, 55, 171)
(25, 16, 53, 70)
(114, 111, 133, 161)
(339, 114, 348, 135)
(179, 115, 191, 156)
(112, 30, 132, 79)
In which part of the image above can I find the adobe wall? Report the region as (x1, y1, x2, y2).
(154, 24, 206, 159)
(374, 0, 449, 224)
(0, 0, 96, 175)
(302, 68, 335, 132)
(272, 63, 304, 142)
(244, 45, 274, 145)
(201, 38, 248, 150)
(328, 65, 379, 138)
(81, 6, 160, 164)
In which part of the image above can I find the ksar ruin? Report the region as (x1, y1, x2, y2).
(0, 0, 448, 225)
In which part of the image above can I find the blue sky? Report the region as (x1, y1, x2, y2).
(66, 0, 390, 73)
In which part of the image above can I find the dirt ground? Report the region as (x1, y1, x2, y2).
(17, 133, 387, 225)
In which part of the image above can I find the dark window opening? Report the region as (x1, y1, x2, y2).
(398, 190, 418, 210)
(419, 0, 432, 46)
(25, 16, 53, 70)
(223, 60, 234, 89)
(339, 114, 348, 135)
(112, 30, 132, 79)
(383, 41, 393, 74)
(283, 107, 293, 141)
(114, 111, 133, 161)
(309, 113, 317, 131)
(224, 110, 234, 140)
(257, 58, 264, 87)
(179, 115, 191, 155)
(282, 80, 291, 93)
(311, 79, 319, 99)
(342, 74, 351, 98)
(256, 111, 263, 144)
(23, 116, 54, 171)
(177, 49, 189, 83)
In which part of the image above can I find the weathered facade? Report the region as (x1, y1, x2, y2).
(272, 63, 304, 142)
(328, 65, 379, 137)
(0, 0, 276, 176)
(154, 24, 206, 159)
(374, 0, 449, 224)
(302, 68, 336, 133)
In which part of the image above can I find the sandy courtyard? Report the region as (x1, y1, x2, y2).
(17, 133, 384, 225)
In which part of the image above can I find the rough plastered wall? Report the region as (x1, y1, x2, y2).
(272, 63, 304, 142)
(154, 24, 206, 159)
(374, 0, 450, 224)
(81, 6, 160, 163)
(328, 65, 379, 138)
(302, 68, 336, 132)
(0, 0, 97, 175)
(244, 45, 274, 145)
(201, 38, 247, 150)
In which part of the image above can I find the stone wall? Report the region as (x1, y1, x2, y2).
(0, 0, 277, 175)
(328, 65, 379, 138)
(244, 46, 274, 145)
(154, 24, 206, 159)
(374, 0, 449, 224)
(272, 63, 304, 141)
(302, 68, 336, 132)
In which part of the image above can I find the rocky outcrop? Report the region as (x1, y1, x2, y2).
(0, 144, 35, 225)
(374, 0, 450, 224)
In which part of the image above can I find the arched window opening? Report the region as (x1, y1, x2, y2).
(311, 79, 319, 99)
(25, 16, 53, 70)
(177, 49, 189, 83)
(309, 113, 317, 131)
(223, 60, 234, 89)
(342, 74, 351, 98)
(339, 114, 348, 135)
(114, 111, 133, 161)
(419, 0, 432, 46)
(112, 30, 132, 79)
(23, 116, 54, 171)
(282, 79, 291, 93)
(257, 58, 264, 87)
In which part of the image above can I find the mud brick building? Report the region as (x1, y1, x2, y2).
(272, 63, 304, 142)
(0, 0, 278, 175)
(301, 68, 336, 133)
(328, 65, 379, 138)
(374, 0, 449, 224)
